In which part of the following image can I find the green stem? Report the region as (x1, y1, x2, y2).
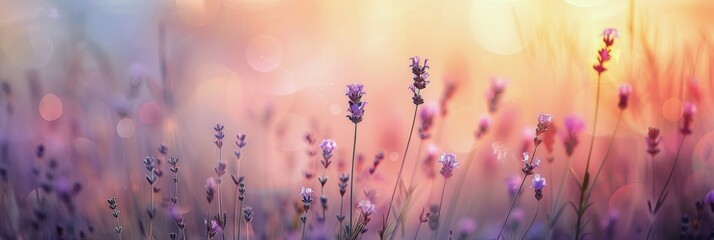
(385, 103, 420, 237)
(444, 142, 479, 232)
(496, 145, 540, 239)
(574, 74, 602, 240)
(391, 140, 425, 240)
(433, 180, 447, 240)
(301, 210, 309, 240)
(348, 123, 358, 232)
(238, 201, 243, 240)
(585, 111, 623, 200)
(339, 194, 345, 240)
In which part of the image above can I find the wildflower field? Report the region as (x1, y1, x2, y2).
(2, 0, 714, 239)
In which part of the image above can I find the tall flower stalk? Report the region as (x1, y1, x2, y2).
(392, 103, 437, 239)
(300, 187, 313, 240)
(168, 154, 181, 239)
(443, 113, 492, 231)
(496, 113, 552, 239)
(346, 83, 366, 236)
(522, 174, 546, 240)
(337, 172, 350, 238)
(107, 197, 122, 240)
(142, 156, 158, 239)
(319, 139, 336, 222)
(382, 56, 430, 239)
(232, 133, 247, 240)
(645, 102, 696, 239)
(213, 124, 227, 240)
(574, 28, 618, 239)
(433, 153, 458, 239)
(205, 178, 218, 239)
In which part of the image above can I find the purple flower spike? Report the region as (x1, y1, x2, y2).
(618, 84, 632, 110)
(562, 115, 586, 156)
(410, 56, 430, 105)
(346, 84, 366, 103)
(532, 174, 546, 190)
(681, 102, 697, 135)
(487, 77, 509, 113)
(320, 139, 336, 168)
(346, 84, 367, 124)
(358, 200, 375, 217)
(300, 187, 313, 211)
(646, 127, 661, 157)
(418, 103, 438, 139)
(532, 174, 546, 201)
(602, 28, 618, 47)
(438, 153, 459, 179)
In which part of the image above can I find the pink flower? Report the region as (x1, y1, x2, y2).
(602, 28, 618, 47)
(618, 84, 632, 109)
(487, 77, 509, 113)
(475, 114, 491, 139)
(681, 102, 697, 135)
(205, 178, 217, 203)
(561, 115, 586, 156)
(418, 103, 438, 139)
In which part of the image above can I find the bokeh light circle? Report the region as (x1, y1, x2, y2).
(39, 94, 63, 121)
(662, 97, 682, 122)
(246, 35, 284, 73)
(329, 104, 341, 116)
(138, 101, 162, 125)
(3, 27, 54, 69)
(117, 118, 135, 138)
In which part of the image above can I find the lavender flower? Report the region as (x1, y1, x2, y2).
(594, 28, 618, 75)
(338, 173, 349, 196)
(475, 114, 491, 139)
(439, 82, 457, 116)
(533, 113, 553, 147)
(234, 134, 247, 159)
(409, 56, 430, 105)
(521, 152, 541, 176)
(532, 174, 546, 201)
(214, 124, 225, 149)
(506, 175, 523, 199)
(418, 103, 438, 139)
(107, 197, 122, 237)
(438, 153, 459, 179)
(562, 115, 586, 156)
(320, 139, 337, 168)
(346, 84, 367, 124)
(646, 127, 661, 157)
(602, 28, 618, 47)
(300, 187, 313, 210)
(618, 84, 632, 110)
(487, 77, 509, 113)
(243, 206, 254, 223)
(681, 102, 696, 135)
(215, 161, 227, 177)
(368, 152, 384, 175)
(206, 178, 217, 204)
(358, 200, 375, 218)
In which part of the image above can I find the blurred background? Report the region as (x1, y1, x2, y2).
(1, 0, 714, 239)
